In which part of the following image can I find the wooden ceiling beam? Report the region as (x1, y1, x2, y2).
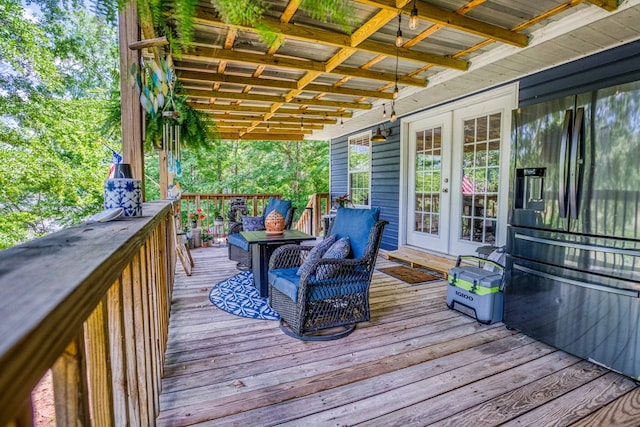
(217, 122, 324, 130)
(193, 10, 466, 71)
(207, 114, 336, 124)
(177, 70, 396, 99)
(189, 103, 352, 118)
(183, 89, 372, 110)
(180, 47, 427, 87)
(586, 0, 617, 11)
(217, 132, 305, 141)
(354, 0, 528, 47)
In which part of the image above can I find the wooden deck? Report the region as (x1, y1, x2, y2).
(157, 246, 640, 426)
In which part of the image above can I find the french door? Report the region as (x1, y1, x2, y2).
(405, 88, 514, 256)
(406, 113, 452, 252)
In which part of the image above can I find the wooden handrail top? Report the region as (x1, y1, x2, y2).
(0, 200, 174, 422)
(180, 193, 282, 200)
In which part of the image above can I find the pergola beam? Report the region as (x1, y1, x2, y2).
(177, 70, 397, 99)
(354, 0, 528, 47)
(180, 47, 427, 87)
(183, 89, 372, 110)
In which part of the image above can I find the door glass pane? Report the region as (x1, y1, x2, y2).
(415, 127, 442, 236)
(460, 114, 501, 244)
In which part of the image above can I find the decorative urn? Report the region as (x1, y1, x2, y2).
(265, 210, 285, 235)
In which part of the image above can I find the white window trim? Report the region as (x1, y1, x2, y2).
(347, 130, 372, 208)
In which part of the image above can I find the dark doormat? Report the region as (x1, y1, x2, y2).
(378, 266, 441, 284)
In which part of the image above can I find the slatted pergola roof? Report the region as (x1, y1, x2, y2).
(150, 0, 625, 140)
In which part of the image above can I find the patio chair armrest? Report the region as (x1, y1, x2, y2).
(269, 244, 314, 269)
(228, 222, 243, 235)
(299, 256, 371, 283)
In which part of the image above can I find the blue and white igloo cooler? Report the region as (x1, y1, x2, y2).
(446, 256, 504, 324)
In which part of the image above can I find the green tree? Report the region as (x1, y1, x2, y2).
(0, 0, 119, 249)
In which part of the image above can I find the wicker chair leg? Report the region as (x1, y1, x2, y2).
(278, 319, 356, 341)
(235, 262, 250, 271)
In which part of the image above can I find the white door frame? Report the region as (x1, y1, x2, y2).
(399, 83, 518, 255)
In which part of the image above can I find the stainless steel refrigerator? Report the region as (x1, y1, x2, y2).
(505, 80, 640, 380)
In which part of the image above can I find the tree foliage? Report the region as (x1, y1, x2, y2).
(0, 0, 332, 250)
(0, 0, 119, 249)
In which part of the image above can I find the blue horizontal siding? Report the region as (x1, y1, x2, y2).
(330, 124, 400, 251)
(331, 40, 640, 253)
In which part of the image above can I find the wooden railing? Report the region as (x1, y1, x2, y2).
(0, 201, 176, 426)
(295, 193, 331, 236)
(179, 193, 282, 233)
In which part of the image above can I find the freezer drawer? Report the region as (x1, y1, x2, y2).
(508, 226, 640, 285)
(504, 255, 640, 380)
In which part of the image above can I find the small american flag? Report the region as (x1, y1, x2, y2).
(462, 171, 474, 195)
(107, 149, 123, 179)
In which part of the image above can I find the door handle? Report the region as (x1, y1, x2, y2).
(569, 107, 584, 220)
(558, 110, 572, 218)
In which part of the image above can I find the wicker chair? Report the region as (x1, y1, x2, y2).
(227, 198, 296, 270)
(268, 207, 387, 340)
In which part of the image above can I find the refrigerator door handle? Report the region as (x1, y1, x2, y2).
(569, 107, 584, 220)
(558, 110, 572, 218)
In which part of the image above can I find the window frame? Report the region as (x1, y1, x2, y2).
(347, 131, 372, 208)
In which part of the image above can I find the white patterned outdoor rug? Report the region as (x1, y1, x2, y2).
(209, 271, 280, 321)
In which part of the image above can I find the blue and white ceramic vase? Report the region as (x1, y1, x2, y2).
(104, 178, 143, 217)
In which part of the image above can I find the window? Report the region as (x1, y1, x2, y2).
(414, 126, 442, 235)
(460, 113, 501, 244)
(348, 132, 371, 206)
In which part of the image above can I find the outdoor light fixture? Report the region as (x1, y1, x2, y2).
(266, 121, 270, 132)
(340, 114, 344, 128)
(390, 102, 397, 122)
(383, 103, 387, 119)
(300, 116, 304, 131)
(371, 125, 387, 143)
(395, 14, 403, 47)
(372, 124, 392, 143)
(409, 0, 419, 30)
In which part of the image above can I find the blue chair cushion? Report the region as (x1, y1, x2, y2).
(269, 267, 368, 304)
(317, 236, 351, 280)
(296, 234, 337, 276)
(265, 197, 292, 220)
(269, 268, 301, 302)
(227, 233, 250, 251)
(242, 215, 265, 231)
(329, 207, 380, 259)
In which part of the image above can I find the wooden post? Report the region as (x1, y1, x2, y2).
(119, 1, 145, 196)
(159, 150, 168, 199)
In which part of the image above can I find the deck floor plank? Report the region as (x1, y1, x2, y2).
(157, 246, 639, 426)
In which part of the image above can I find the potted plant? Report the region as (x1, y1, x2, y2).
(213, 209, 224, 225)
(202, 230, 212, 247)
(188, 207, 205, 228)
(333, 193, 352, 209)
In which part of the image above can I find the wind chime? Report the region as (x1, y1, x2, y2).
(160, 54, 182, 178)
(133, 52, 182, 177)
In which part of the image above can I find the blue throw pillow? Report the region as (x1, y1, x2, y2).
(329, 207, 380, 259)
(264, 197, 292, 220)
(317, 237, 351, 280)
(242, 215, 265, 231)
(296, 234, 337, 277)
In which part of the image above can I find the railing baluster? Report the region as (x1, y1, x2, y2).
(52, 337, 91, 425)
(107, 278, 129, 424)
(84, 297, 115, 425)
